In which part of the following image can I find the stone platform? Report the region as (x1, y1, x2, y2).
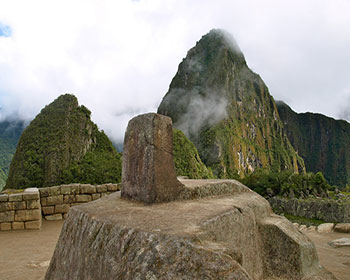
(45, 179, 335, 280)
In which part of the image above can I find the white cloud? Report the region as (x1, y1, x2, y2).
(0, 0, 350, 143)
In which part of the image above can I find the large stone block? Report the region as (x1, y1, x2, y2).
(14, 201, 27, 210)
(107, 184, 120, 192)
(23, 192, 40, 201)
(0, 211, 15, 222)
(45, 180, 335, 280)
(12, 221, 25, 230)
(40, 197, 47, 206)
(0, 222, 12, 231)
(48, 186, 61, 196)
(55, 204, 70, 214)
(0, 194, 8, 202)
(122, 113, 184, 203)
(26, 199, 40, 209)
(317, 223, 334, 233)
(96, 185, 107, 193)
(15, 209, 41, 221)
(61, 185, 73, 195)
(79, 185, 96, 194)
(92, 193, 101, 200)
(63, 194, 76, 203)
(25, 220, 41, 230)
(0, 202, 13, 212)
(8, 193, 23, 202)
(39, 187, 50, 197)
(334, 223, 350, 233)
(46, 195, 64, 205)
(42, 206, 55, 215)
(76, 195, 92, 203)
(45, 214, 62, 221)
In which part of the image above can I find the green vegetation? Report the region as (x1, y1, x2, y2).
(61, 128, 122, 184)
(158, 29, 305, 178)
(0, 120, 25, 191)
(173, 129, 213, 179)
(5, 94, 122, 189)
(277, 101, 350, 187)
(282, 213, 325, 226)
(240, 169, 332, 198)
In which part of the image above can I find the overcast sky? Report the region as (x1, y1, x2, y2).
(0, 0, 349, 143)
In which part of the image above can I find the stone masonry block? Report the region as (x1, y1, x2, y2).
(0, 202, 13, 212)
(70, 184, 80, 194)
(14, 201, 27, 210)
(42, 206, 55, 215)
(23, 192, 40, 201)
(45, 214, 62, 221)
(92, 193, 101, 200)
(48, 186, 61, 196)
(0, 222, 12, 231)
(15, 209, 41, 221)
(27, 200, 40, 209)
(46, 195, 64, 206)
(40, 197, 47, 206)
(122, 113, 184, 203)
(107, 184, 120, 192)
(0, 211, 15, 222)
(60, 185, 73, 195)
(96, 185, 107, 193)
(64, 195, 75, 203)
(76, 195, 92, 203)
(39, 187, 50, 197)
(25, 220, 41, 230)
(55, 204, 70, 214)
(8, 193, 23, 202)
(12, 221, 25, 230)
(79, 185, 96, 194)
(0, 194, 8, 202)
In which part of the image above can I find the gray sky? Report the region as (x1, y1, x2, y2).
(0, 0, 349, 143)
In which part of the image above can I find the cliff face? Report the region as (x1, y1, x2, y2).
(173, 129, 213, 179)
(158, 29, 305, 178)
(5, 94, 122, 189)
(277, 101, 350, 186)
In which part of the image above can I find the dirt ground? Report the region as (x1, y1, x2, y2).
(302, 229, 350, 280)
(0, 220, 63, 280)
(0, 220, 349, 280)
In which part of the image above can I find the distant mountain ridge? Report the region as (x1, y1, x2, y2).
(5, 94, 122, 190)
(0, 119, 26, 190)
(158, 29, 305, 178)
(277, 101, 350, 186)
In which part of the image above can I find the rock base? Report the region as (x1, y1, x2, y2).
(46, 179, 335, 280)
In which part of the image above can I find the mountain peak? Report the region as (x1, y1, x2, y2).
(5, 94, 121, 189)
(203, 29, 243, 56)
(158, 30, 305, 177)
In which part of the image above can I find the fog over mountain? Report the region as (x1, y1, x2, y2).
(0, 0, 350, 143)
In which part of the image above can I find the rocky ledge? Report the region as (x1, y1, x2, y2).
(45, 179, 335, 280)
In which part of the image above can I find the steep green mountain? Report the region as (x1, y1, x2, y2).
(158, 29, 305, 178)
(5, 94, 122, 190)
(173, 129, 213, 179)
(277, 101, 350, 186)
(0, 119, 26, 190)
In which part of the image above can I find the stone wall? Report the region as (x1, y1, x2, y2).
(269, 196, 350, 223)
(0, 183, 120, 231)
(39, 184, 120, 221)
(0, 188, 41, 231)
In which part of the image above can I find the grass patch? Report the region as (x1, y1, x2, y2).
(283, 213, 325, 226)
